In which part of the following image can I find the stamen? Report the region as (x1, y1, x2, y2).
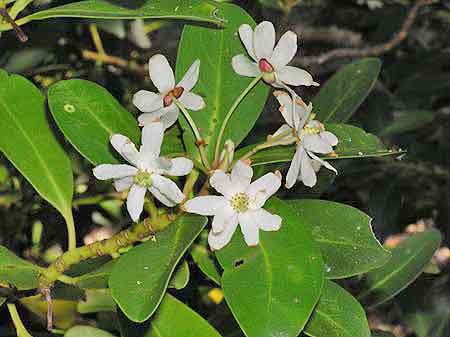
(230, 192, 249, 213)
(163, 87, 185, 107)
(134, 171, 152, 187)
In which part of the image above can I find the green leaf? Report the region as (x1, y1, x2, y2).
(176, 2, 270, 161)
(145, 294, 223, 337)
(304, 280, 370, 337)
(237, 123, 402, 167)
(48, 79, 140, 165)
(371, 332, 395, 337)
(74, 260, 115, 289)
(26, 0, 225, 25)
(288, 200, 391, 279)
(0, 297, 5, 307)
(65, 325, 116, 337)
(313, 58, 381, 123)
(168, 261, 190, 290)
(191, 243, 221, 285)
(216, 198, 324, 337)
(379, 110, 434, 136)
(109, 214, 207, 322)
(360, 230, 441, 307)
(77, 289, 116, 314)
(0, 70, 73, 222)
(0, 246, 40, 290)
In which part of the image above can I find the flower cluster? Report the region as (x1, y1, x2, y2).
(92, 21, 339, 250)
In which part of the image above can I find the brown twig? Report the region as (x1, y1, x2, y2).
(81, 49, 148, 75)
(0, 8, 27, 42)
(297, 0, 433, 66)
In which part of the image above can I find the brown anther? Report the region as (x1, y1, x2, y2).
(328, 151, 338, 158)
(195, 139, 206, 146)
(163, 86, 184, 107)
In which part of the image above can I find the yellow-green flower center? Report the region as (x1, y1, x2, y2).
(302, 123, 322, 135)
(230, 192, 249, 213)
(134, 171, 152, 187)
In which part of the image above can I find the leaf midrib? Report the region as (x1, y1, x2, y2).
(0, 92, 69, 215)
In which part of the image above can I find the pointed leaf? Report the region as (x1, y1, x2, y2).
(288, 200, 391, 279)
(360, 230, 441, 307)
(0, 70, 73, 222)
(109, 214, 207, 322)
(313, 58, 381, 123)
(305, 280, 370, 337)
(145, 294, 223, 337)
(48, 79, 140, 165)
(168, 261, 190, 290)
(191, 243, 221, 285)
(26, 1, 225, 25)
(379, 110, 434, 136)
(216, 198, 324, 337)
(176, 3, 270, 161)
(65, 325, 116, 337)
(236, 123, 403, 167)
(0, 246, 40, 290)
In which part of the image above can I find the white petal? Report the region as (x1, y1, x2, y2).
(273, 123, 293, 138)
(139, 106, 179, 129)
(179, 92, 205, 111)
(151, 174, 185, 205)
(274, 90, 294, 127)
(247, 172, 281, 209)
(110, 134, 139, 165)
(253, 21, 275, 60)
(303, 134, 333, 154)
(321, 131, 339, 147)
(231, 54, 260, 77)
(113, 176, 134, 192)
(308, 151, 338, 175)
(230, 160, 253, 191)
(209, 170, 233, 198)
(177, 59, 200, 92)
(148, 186, 176, 207)
(238, 24, 257, 61)
(238, 212, 260, 246)
(140, 122, 164, 158)
(253, 208, 282, 232)
(277, 66, 318, 87)
(148, 54, 175, 93)
(127, 184, 146, 222)
(270, 30, 297, 68)
(184, 196, 228, 216)
(164, 157, 193, 176)
(129, 19, 151, 49)
(211, 205, 236, 234)
(93, 164, 137, 180)
(285, 145, 302, 189)
(133, 90, 163, 113)
(208, 215, 238, 250)
(300, 149, 317, 187)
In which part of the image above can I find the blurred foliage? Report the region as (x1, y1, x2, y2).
(0, 0, 449, 336)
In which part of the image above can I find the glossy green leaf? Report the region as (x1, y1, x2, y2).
(109, 214, 207, 322)
(0, 70, 73, 222)
(74, 260, 115, 289)
(168, 261, 190, 290)
(145, 294, 222, 337)
(65, 325, 116, 337)
(313, 58, 381, 123)
(0, 246, 40, 290)
(48, 79, 140, 165)
(77, 289, 116, 314)
(379, 110, 434, 136)
(216, 198, 324, 337)
(305, 280, 370, 337)
(288, 200, 391, 279)
(176, 3, 270, 161)
(191, 243, 221, 285)
(360, 230, 441, 307)
(237, 123, 402, 167)
(25, 1, 225, 25)
(0, 297, 5, 306)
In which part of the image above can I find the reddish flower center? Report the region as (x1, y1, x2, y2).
(258, 58, 274, 73)
(163, 86, 184, 107)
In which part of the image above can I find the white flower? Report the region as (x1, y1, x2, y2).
(232, 21, 319, 88)
(274, 91, 338, 188)
(93, 122, 193, 222)
(184, 161, 282, 250)
(133, 54, 205, 129)
(129, 19, 151, 49)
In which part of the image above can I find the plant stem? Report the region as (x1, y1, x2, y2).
(173, 98, 211, 171)
(64, 212, 76, 251)
(7, 303, 33, 337)
(183, 169, 200, 198)
(214, 75, 262, 161)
